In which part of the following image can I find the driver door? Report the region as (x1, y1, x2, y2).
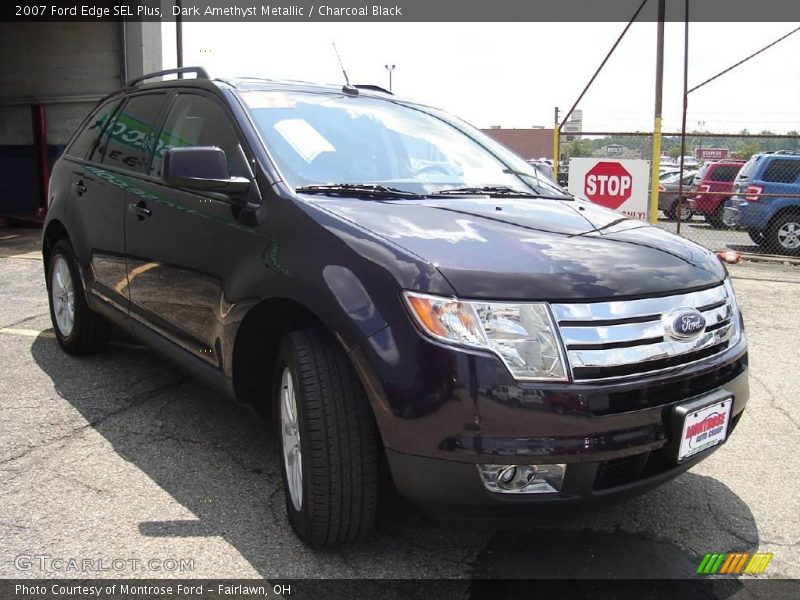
(124, 91, 256, 366)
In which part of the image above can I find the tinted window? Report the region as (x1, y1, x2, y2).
(693, 164, 708, 183)
(662, 173, 680, 184)
(150, 94, 249, 178)
(736, 155, 760, 180)
(761, 158, 800, 183)
(96, 94, 166, 173)
(68, 99, 121, 160)
(709, 165, 741, 182)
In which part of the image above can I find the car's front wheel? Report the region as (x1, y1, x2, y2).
(46, 240, 110, 354)
(747, 228, 765, 246)
(275, 328, 378, 548)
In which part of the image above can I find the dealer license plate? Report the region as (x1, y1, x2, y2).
(677, 398, 732, 462)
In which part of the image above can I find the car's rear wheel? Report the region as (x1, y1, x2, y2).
(275, 328, 378, 548)
(768, 213, 800, 256)
(46, 240, 110, 354)
(708, 203, 732, 229)
(665, 199, 693, 222)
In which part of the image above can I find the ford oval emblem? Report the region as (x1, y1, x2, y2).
(663, 308, 706, 340)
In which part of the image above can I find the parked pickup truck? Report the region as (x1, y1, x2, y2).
(43, 68, 749, 547)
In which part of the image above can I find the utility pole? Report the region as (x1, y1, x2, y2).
(553, 106, 560, 180)
(676, 0, 690, 235)
(648, 0, 666, 224)
(384, 64, 396, 92)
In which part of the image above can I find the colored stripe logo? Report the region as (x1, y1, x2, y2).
(696, 552, 773, 574)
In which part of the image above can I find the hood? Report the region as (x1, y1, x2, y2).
(310, 196, 726, 301)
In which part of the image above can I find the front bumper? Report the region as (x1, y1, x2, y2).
(386, 367, 747, 511)
(355, 318, 749, 510)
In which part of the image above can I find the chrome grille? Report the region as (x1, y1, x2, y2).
(552, 281, 739, 382)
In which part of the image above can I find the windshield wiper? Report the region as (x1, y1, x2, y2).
(433, 185, 564, 199)
(295, 183, 422, 198)
(434, 185, 536, 197)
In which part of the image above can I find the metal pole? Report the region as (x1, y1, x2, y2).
(676, 0, 690, 236)
(32, 104, 49, 216)
(648, 0, 665, 225)
(176, 0, 184, 76)
(553, 106, 560, 181)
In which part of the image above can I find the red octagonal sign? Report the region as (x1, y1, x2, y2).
(584, 161, 633, 210)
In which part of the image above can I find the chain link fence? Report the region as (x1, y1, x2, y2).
(557, 131, 800, 257)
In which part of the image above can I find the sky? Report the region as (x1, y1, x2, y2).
(161, 21, 800, 134)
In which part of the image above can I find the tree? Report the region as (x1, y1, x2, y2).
(564, 139, 594, 158)
(738, 142, 762, 159)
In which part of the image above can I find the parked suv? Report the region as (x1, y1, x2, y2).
(44, 68, 749, 547)
(724, 151, 800, 254)
(688, 161, 744, 228)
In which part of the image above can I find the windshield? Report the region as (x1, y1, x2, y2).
(241, 90, 569, 198)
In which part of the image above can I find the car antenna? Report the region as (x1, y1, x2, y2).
(332, 42, 359, 96)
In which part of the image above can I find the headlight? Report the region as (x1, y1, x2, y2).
(724, 278, 744, 346)
(403, 291, 568, 381)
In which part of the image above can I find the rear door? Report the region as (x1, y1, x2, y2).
(61, 95, 166, 313)
(123, 91, 258, 366)
(60, 98, 123, 301)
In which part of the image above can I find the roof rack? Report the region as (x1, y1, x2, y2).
(128, 67, 210, 87)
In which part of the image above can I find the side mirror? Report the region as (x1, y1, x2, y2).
(163, 147, 251, 196)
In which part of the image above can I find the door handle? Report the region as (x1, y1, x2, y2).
(128, 201, 152, 220)
(75, 180, 87, 195)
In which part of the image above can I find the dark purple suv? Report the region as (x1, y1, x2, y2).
(43, 68, 749, 547)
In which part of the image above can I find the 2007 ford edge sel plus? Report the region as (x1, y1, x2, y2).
(43, 68, 748, 547)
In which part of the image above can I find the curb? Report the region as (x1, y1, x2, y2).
(738, 252, 800, 266)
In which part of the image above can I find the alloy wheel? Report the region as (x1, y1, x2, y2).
(778, 221, 800, 250)
(280, 366, 303, 511)
(51, 255, 75, 337)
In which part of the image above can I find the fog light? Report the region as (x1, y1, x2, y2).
(477, 463, 565, 494)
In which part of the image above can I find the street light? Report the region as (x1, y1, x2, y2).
(384, 64, 396, 92)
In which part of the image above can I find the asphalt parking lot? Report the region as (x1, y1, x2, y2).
(0, 228, 798, 586)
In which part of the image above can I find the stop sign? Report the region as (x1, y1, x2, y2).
(584, 161, 633, 210)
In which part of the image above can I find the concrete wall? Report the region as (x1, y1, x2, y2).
(0, 22, 162, 216)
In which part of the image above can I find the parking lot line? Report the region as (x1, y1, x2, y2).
(0, 326, 55, 338)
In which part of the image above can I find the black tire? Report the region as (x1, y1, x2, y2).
(767, 212, 800, 256)
(707, 203, 731, 229)
(665, 198, 693, 222)
(46, 240, 111, 355)
(275, 328, 378, 548)
(747, 229, 765, 246)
